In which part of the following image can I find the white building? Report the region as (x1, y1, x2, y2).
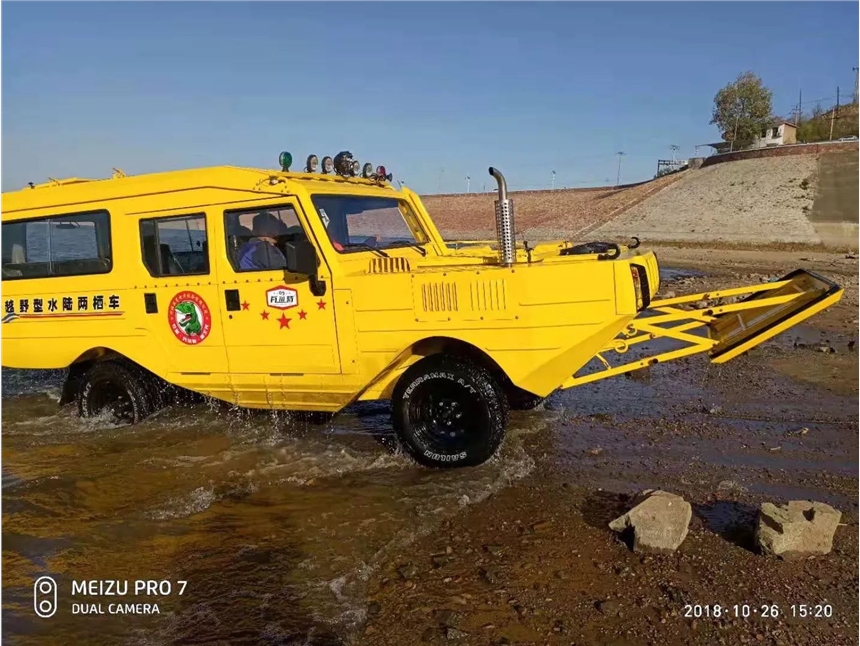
(752, 121, 798, 149)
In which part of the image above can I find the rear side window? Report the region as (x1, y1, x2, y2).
(140, 214, 209, 277)
(1, 211, 112, 280)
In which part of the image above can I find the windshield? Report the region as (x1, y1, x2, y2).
(310, 195, 428, 253)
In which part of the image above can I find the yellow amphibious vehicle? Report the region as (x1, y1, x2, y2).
(1, 152, 843, 467)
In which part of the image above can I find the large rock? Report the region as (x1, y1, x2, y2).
(608, 490, 692, 553)
(755, 501, 841, 559)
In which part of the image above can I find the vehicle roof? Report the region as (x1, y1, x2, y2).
(2, 165, 400, 217)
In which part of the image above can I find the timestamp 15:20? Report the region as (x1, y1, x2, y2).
(683, 604, 833, 619)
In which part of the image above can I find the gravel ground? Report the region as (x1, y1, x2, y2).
(593, 157, 822, 244)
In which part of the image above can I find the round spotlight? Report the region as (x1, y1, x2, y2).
(279, 151, 292, 171)
(334, 151, 355, 176)
(376, 165, 393, 182)
(322, 156, 334, 174)
(362, 162, 374, 179)
(306, 155, 319, 173)
(352, 160, 360, 176)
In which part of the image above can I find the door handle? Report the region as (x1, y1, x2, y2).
(225, 289, 241, 311)
(144, 293, 158, 314)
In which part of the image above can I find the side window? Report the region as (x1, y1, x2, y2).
(224, 206, 306, 272)
(1, 211, 112, 280)
(140, 214, 209, 277)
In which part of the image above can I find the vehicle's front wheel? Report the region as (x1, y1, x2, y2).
(78, 361, 157, 425)
(392, 355, 508, 468)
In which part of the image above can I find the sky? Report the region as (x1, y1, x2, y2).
(2, 2, 858, 194)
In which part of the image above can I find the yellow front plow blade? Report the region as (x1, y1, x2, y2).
(562, 270, 843, 388)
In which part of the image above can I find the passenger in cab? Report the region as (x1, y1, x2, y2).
(237, 211, 287, 270)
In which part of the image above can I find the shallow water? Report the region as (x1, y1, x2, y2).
(2, 370, 543, 645)
(2, 270, 856, 644)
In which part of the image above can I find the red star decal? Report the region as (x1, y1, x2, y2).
(241, 301, 250, 311)
(260, 311, 269, 320)
(298, 310, 307, 320)
(317, 300, 326, 310)
(278, 314, 291, 329)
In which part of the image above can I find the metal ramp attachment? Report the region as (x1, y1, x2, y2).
(563, 270, 843, 388)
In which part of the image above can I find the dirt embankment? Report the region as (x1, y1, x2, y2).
(422, 150, 858, 250)
(420, 172, 685, 240)
(593, 156, 822, 245)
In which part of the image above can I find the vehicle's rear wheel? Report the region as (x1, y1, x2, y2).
(77, 361, 157, 425)
(392, 355, 508, 468)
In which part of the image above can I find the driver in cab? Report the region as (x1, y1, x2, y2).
(238, 211, 287, 270)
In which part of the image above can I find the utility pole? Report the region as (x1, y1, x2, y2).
(830, 86, 840, 141)
(615, 151, 626, 186)
(795, 88, 802, 126)
(551, 170, 556, 190)
(465, 175, 470, 193)
(670, 144, 680, 162)
(853, 67, 858, 105)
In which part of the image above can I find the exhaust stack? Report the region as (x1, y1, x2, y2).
(488, 167, 515, 266)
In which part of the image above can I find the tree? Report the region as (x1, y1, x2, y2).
(797, 103, 859, 143)
(711, 72, 774, 150)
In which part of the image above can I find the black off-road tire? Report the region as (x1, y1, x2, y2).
(391, 355, 508, 468)
(77, 361, 158, 425)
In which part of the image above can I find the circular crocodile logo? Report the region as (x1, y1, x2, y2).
(168, 291, 212, 345)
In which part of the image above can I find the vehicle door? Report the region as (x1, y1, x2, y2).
(138, 211, 231, 398)
(216, 200, 340, 406)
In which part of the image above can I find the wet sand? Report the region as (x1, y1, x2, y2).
(2, 250, 857, 645)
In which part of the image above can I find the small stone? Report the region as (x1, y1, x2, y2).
(398, 563, 419, 580)
(586, 447, 604, 456)
(608, 490, 692, 553)
(431, 555, 450, 568)
(445, 546, 454, 555)
(445, 627, 468, 640)
(717, 479, 748, 494)
(364, 625, 376, 635)
(768, 446, 782, 452)
(484, 544, 504, 555)
(367, 601, 381, 618)
(531, 520, 552, 533)
(434, 609, 462, 627)
(756, 501, 841, 558)
(479, 567, 499, 584)
(596, 599, 622, 616)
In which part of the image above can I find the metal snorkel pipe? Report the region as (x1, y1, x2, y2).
(488, 167, 515, 266)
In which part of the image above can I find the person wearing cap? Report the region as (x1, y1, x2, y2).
(237, 211, 287, 270)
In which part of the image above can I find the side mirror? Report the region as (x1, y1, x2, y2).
(285, 238, 318, 276)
